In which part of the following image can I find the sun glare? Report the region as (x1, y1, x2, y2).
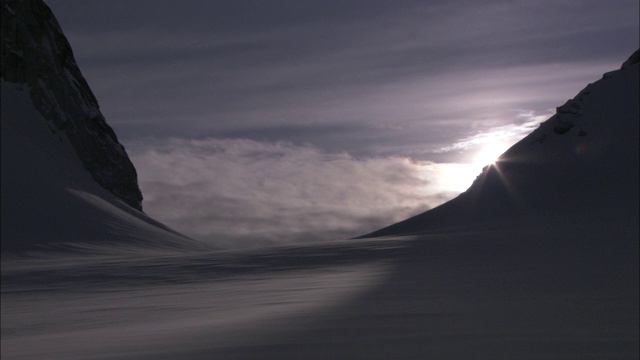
(473, 143, 507, 167)
(438, 163, 479, 192)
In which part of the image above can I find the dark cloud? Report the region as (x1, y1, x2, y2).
(46, 0, 639, 150)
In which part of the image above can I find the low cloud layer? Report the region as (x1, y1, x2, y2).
(129, 138, 473, 248)
(437, 111, 550, 160)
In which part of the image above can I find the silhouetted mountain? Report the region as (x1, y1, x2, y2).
(362, 49, 639, 237)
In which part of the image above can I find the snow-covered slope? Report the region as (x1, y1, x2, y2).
(363, 50, 639, 238)
(1, 0, 143, 210)
(1, 78, 208, 254)
(1, 1, 208, 253)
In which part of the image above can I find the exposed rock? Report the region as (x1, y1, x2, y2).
(1, 0, 143, 210)
(553, 115, 575, 134)
(556, 99, 581, 115)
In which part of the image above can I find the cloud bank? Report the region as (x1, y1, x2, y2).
(129, 138, 473, 248)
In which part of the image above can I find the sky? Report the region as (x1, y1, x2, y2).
(45, 0, 639, 247)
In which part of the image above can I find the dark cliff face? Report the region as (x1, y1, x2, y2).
(1, 0, 143, 211)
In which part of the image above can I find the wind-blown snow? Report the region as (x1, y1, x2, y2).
(2, 224, 637, 359)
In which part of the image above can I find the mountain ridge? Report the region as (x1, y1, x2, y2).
(1, 0, 210, 253)
(361, 49, 639, 238)
(1, 0, 143, 210)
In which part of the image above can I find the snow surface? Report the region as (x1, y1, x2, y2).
(2, 225, 637, 359)
(1, 55, 638, 359)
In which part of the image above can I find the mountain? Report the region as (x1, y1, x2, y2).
(1, 0, 142, 210)
(362, 49, 639, 238)
(1, 0, 207, 253)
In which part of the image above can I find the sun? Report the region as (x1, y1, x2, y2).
(473, 143, 507, 167)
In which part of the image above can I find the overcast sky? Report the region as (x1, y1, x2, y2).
(45, 0, 639, 247)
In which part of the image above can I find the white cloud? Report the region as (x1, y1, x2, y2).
(435, 110, 551, 162)
(128, 138, 473, 248)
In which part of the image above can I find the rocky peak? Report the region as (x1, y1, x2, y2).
(621, 48, 639, 69)
(1, 0, 143, 211)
